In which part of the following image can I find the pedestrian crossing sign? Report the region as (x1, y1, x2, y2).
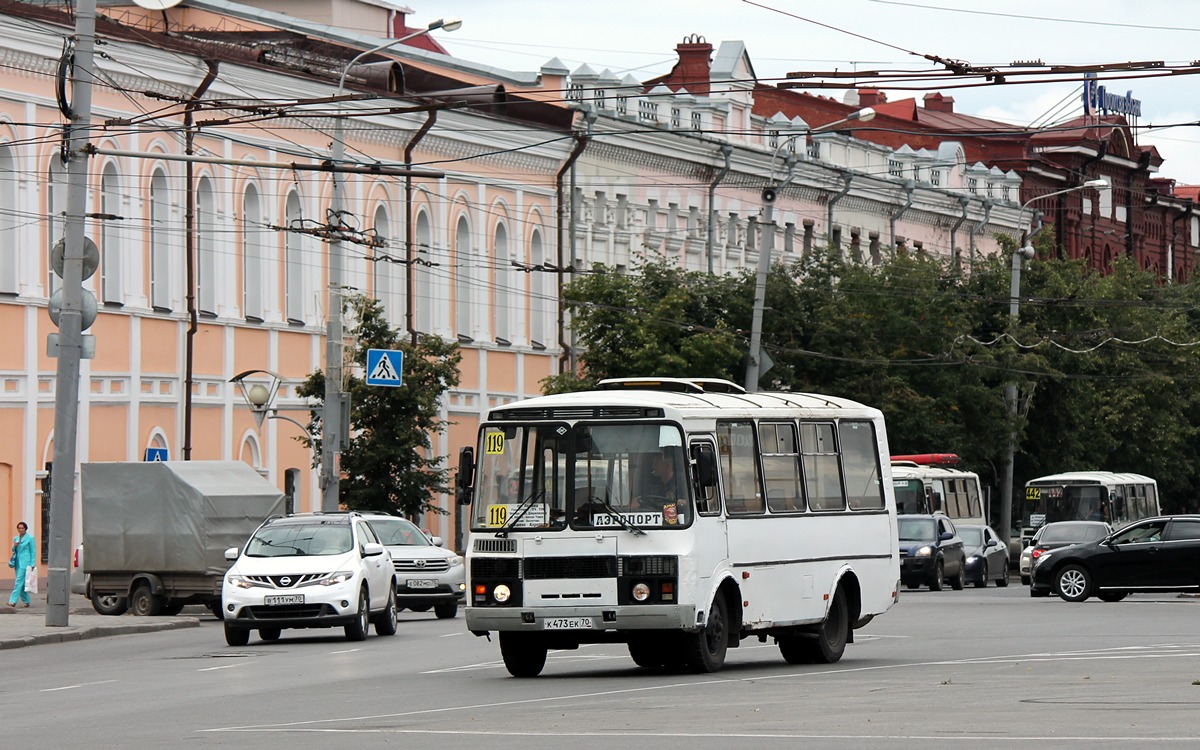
(365, 348, 404, 387)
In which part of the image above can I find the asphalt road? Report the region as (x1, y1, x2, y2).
(3, 586, 1199, 749)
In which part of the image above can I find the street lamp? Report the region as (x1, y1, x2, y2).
(323, 17, 462, 511)
(744, 107, 876, 392)
(997, 177, 1110, 546)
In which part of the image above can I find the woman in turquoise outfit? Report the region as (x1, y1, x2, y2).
(8, 521, 35, 607)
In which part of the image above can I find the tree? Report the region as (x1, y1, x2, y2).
(298, 294, 461, 518)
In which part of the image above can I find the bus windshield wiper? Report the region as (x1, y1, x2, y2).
(497, 489, 546, 538)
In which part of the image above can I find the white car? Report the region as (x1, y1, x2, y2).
(362, 514, 466, 619)
(221, 512, 397, 645)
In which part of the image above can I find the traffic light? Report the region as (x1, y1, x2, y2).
(47, 235, 99, 358)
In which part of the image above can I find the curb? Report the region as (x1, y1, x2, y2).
(0, 617, 200, 650)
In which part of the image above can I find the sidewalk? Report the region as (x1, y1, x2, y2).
(0, 590, 201, 650)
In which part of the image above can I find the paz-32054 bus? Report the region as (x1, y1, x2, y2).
(456, 378, 901, 677)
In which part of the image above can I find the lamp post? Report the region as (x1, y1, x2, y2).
(744, 107, 876, 392)
(323, 17, 462, 511)
(997, 177, 1110, 545)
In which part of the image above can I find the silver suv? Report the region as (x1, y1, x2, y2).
(362, 514, 466, 619)
(221, 512, 397, 644)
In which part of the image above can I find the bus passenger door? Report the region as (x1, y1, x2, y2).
(689, 439, 728, 580)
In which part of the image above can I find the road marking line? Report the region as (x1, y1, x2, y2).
(41, 679, 117, 692)
(198, 664, 244, 672)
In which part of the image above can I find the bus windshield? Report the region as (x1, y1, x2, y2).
(472, 422, 690, 532)
(893, 479, 928, 515)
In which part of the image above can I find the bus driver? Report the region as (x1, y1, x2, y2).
(634, 450, 688, 524)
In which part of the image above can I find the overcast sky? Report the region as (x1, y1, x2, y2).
(413, 0, 1200, 183)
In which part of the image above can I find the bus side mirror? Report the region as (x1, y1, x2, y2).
(693, 447, 717, 488)
(930, 491, 943, 512)
(456, 446, 475, 506)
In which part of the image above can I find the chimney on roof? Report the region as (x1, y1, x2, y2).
(673, 34, 713, 96)
(857, 88, 887, 107)
(923, 92, 954, 113)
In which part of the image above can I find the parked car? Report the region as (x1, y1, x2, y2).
(220, 512, 398, 645)
(71, 544, 129, 616)
(957, 524, 1010, 588)
(361, 513, 466, 619)
(898, 513, 966, 591)
(1020, 520, 1112, 586)
(1030, 515, 1200, 602)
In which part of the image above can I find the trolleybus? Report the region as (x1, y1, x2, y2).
(457, 377, 900, 677)
(1021, 471, 1160, 543)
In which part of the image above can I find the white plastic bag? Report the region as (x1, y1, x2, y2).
(24, 565, 37, 594)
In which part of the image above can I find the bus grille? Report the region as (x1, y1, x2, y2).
(473, 538, 517, 553)
(620, 555, 678, 576)
(471, 557, 520, 578)
(525, 555, 616, 579)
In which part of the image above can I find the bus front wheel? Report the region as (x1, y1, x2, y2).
(684, 595, 728, 673)
(499, 632, 548, 678)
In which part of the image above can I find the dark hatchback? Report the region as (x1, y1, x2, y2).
(898, 513, 966, 591)
(1030, 515, 1200, 602)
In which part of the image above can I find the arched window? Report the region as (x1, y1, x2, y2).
(99, 163, 122, 304)
(197, 175, 216, 315)
(455, 215, 472, 339)
(285, 191, 304, 323)
(415, 210, 432, 334)
(493, 223, 510, 343)
(373, 205, 392, 321)
(0, 146, 17, 294)
(242, 185, 264, 321)
(529, 227, 546, 346)
(150, 169, 171, 310)
(47, 155, 67, 296)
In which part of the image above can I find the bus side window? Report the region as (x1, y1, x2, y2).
(801, 422, 845, 512)
(717, 421, 763, 515)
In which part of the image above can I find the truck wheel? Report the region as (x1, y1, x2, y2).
(499, 632, 548, 677)
(224, 622, 250, 647)
(91, 593, 128, 616)
(207, 602, 224, 620)
(130, 584, 163, 617)
(161, 600, 185, 616)
(434, 600, 458, 619)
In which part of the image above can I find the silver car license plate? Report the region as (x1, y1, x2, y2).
(264, 594, 304, 605)
(406, 579, 437, 589)
(544, 617, 592, 630)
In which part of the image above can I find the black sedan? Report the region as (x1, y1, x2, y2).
(1030, 515, 1200, 602)
(957, 524, 1010, 588)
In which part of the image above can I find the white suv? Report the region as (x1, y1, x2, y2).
(221, 512, 397, 645)
(361, 513, 466, 619)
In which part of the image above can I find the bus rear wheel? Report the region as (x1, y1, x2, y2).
(779, 590, 848, 665)
(499, 632, 548, 678)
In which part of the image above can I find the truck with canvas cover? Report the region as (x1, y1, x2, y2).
(81, 461, 287, 617)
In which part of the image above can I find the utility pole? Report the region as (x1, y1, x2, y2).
(47, 0, 99, 627)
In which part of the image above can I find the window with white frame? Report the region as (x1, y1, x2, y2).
(692, 111, 702, 131)
(930, 169, 941, 186)
(616, 95, 628, 117)
(415, 210, 433, 333)
(967, 177, 978, 194)
(99, 164, 122, 304)
(242, 184, 263, 321)
(454, 215, 472, 339)
(150, 169, 171, 310)
(197, 175, 216, 315)
(284, 190, 304, 323)
(373, 205, 392, 322)
(0, 147, 15, 295)
(529, 227, 546, 346)
(888, 160, 903, 178)
(671, 107, 681, 128)
(494, 222, 510, 343)
(639, 99, 658, 123)
(48, 156, 67, 296)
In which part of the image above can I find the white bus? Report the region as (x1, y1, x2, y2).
(1022, 471, 1160, 542)
(890, 453, 987, 528)
(457, 377, 900, 677)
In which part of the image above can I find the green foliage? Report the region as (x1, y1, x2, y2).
(297, 294, 461, 518)
(554, 241, 1200, 515)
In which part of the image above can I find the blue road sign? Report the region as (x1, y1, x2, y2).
(365, 348, 404, 387)
(145, 448, 169, 462)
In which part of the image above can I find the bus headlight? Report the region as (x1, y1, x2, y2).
(632, 582, 651, 602)
(493, 584, 512, 603)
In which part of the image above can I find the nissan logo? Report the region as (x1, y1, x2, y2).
(280, 576, 292, 586)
